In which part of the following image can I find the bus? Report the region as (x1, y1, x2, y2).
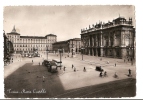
(52, 59, 62, 67)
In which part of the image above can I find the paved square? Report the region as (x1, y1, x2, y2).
(4, 53, 136, 98)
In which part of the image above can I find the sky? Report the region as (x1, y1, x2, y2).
(3, 5, 135, 41)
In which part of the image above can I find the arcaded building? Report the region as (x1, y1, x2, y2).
(52, 38, 81, 54)
(6, 26, 57, 53)
(81, 17, 135, 59)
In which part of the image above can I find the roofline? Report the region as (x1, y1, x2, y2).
(7, 32, 20, 35)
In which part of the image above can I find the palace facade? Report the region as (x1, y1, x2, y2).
(6, 26, 57, 53)
(81, 17, 135, 59)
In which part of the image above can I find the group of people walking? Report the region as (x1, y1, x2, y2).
(99, 69, 132, 78)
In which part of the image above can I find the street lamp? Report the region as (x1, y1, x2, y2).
(59, 49, 62, 68)
(81, 47, 85, 60)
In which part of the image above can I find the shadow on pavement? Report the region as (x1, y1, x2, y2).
(4, 62, 136, 98)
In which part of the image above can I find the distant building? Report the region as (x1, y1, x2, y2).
(6, 26, 57, 53)
(81, 17, 135, 59)
(52, 38, 81, 54)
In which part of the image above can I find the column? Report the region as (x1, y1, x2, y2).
(88, 36, 90, 47)
(109, 33, 110, 46)
(92, 35, 94, 47)
(92, 48, 94, 56)
(113, 32, 116, 46)
(123, 31, 125, 46)
(121, 30, 124, 47)
(96, 48, 98, 56)
(96, 35, 97, 46)
(100, 33, 103, 47)
(94, 34, 96, 47)
(88, 48, 90, 55)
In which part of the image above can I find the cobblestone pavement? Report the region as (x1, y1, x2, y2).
(4, 52, 136, 98)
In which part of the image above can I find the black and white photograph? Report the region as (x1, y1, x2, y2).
(3, 5, 137, 98)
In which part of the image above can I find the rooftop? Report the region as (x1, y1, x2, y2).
(20, 36, 46, 39)
(81, 16, 133, 34)
(7, 32, 20, 35)
(45, 34, 57, 37)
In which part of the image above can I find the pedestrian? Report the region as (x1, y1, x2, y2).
(131, 58, 132, 61)
(42, 76, 45, 82)
(72, 64, 74, 69)
(124, 59, 125, 62)
(128, 59, 129, 62)
(128, 69, 131, 76)
(114, 72, 118, 78)
(104, 71, 107, 77)
(74, 67, 76, 72)
(107, 61, 109, 64)
(99, 72, 103, 77)
(83, 67, 86, 72)
(115, 63, 116, 67)
(63, 66, 66, 71)
(32, 60, 33, 63)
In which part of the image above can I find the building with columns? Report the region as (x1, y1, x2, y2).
(52, 38, 81, 54)
(6, 26, 57, 53)
(81, 17, 135, 59)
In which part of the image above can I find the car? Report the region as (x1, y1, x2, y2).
(29, 55, 32, 58)
(96, 66, 104, 72)
(37, 54, 40, 57)
(25, 54, 28, 57)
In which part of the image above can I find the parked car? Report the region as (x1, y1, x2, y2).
(37, 54, 40, 57)
(34, 53, 40, 57)
(96, 66, 104, 72)
(29, 55, 32, 58)
(25, 53, 28, 57)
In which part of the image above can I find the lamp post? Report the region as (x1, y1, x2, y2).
(81, 47, 85, 60)
(68, 42, 70, 57)
(59, 49, 62, 67)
